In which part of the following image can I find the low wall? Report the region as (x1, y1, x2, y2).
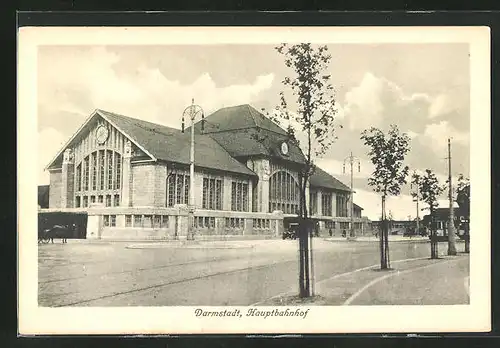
(85, 204, 285, 240)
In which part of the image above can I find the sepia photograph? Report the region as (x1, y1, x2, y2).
(18, 26, 491, 334)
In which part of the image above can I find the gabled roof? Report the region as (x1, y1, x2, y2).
(353, 203, 363, 210)
(46, 109, 257, 177)
(310, 166, 351, 192)
(207, 128, 306, 165)
(188, 104, 306, 164)
(193, 104, 288, 135)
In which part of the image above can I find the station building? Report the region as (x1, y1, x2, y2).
(41, 104, 370, 240)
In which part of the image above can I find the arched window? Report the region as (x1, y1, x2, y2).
(75, 150, 122, 208)
(269, 171, 300, 214)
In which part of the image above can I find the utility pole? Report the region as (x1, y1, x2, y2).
(447, 138, 457, 255)
(181, 99, 204, 241)
(343, 152, 361, 241)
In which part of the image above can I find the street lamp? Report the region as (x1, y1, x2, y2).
(343, 152, 361, 240)
(410, 172, 421, 235)
(181, 98, 204, 241)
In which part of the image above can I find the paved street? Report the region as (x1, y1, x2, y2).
(38, 238, 469, 307)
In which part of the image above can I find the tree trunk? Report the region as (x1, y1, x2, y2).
(298, 174, 311, 298)
(380, 195, 388, 269)
(430, 208, 438, 259)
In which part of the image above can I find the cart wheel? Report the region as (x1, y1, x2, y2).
(42, 238, 50, 244)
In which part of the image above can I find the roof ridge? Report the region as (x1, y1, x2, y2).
(97, 108, 180, 133)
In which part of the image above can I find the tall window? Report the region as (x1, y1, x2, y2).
(115, 152, 121, 189)
(203, 177, 222, 210)
(99, 150, 105, 190)
(231, 181, 249, 211)
(75, 149, 122, 208)
(91, 152, 97, 190)
(309, 191, 318, 215)
(107, 150, 113, 190)
(83, 157, 89, 191)
(166, 173, 189, 207)
(75, 164, 82, 191)
(268, 171, 299, 214)
(336, 194, 348, 217)
(321, 192, 332, 216)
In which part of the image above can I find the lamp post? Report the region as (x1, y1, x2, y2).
(343, 152, 361, 240)
(181, 99, 204, 241)
(410, 172, 421, 236)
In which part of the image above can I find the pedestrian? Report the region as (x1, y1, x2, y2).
(329, 228, 333, 237)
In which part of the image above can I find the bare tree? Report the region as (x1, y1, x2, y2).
(415, 169, 445, 259)
(272, 43, 340, 298)
(456, 174, 470, 253)
(360, 125, 410, 269)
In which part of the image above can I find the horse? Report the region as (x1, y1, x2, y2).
(42, 224, 72, 244)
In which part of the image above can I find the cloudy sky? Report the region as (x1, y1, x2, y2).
(37, 44, 470, 220)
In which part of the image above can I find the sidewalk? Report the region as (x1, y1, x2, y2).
(323, 235, 430, 243)
(257, 254, 469, 306)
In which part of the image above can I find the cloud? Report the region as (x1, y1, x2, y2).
(38, 46, 275, 129)
(420, 121, 469, 156)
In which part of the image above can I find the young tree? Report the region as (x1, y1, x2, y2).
(415, 169, 445, 259)
(360, 125, 411, 269)
(273, 43, 339, 297)
(456, 174, 470, 253)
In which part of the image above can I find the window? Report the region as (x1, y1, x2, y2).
(114, 194, 120, 207)
(226, 218, 244, 229)
(231, 181, 249, 211)
(75, 196, 81, 208)
(161, 215, 169, 228)
(75, 164, 82, 191)
(110, 215, 116, 227)
(134, 215, 142, 227)
(98, 195, 103, 203)
(75, 149, 122, 206)
(339, 222, 350, 230)
(153, 215, 161, 228)
(203, 177, 223, 210)
(103, 215, 109, 227)
(336, 194, 349, 217)
(167, 173, 189, 207)
(325, 221, 335, 229)
(99, 150, 105, 190)
(83, 196, 88, 208)
(115, 153, 121, 189)
(309, 191, 318, 215)
(143, 215, 152, 228)
(269, 171, 299, 214)
(322, 193, 332, 216)
(107, 150, 113, 190)
(125, 215, 132, 227)
(83, 157, 90, 191)
(106, 195, 111, 207)
(91, 152, 97, 190)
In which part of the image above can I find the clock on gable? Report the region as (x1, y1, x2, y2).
(96, 125, 109, 145)
(281, 142, 289, 155)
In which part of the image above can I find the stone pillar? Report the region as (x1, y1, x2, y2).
(61, 148, 74, 208)
(247, 179, 253, 212)
(331, 192, 337, 217)
(86, 204, 104, 239)
(260, 159, 270, 213)
(122, 140, 132, 207)
(317, 191, 323, 216)
(174, 204, 189, 239)
(305, 180, 310, 215)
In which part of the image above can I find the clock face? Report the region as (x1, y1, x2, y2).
(96, 126, 109, 144)
(281, 142, 289, 155)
